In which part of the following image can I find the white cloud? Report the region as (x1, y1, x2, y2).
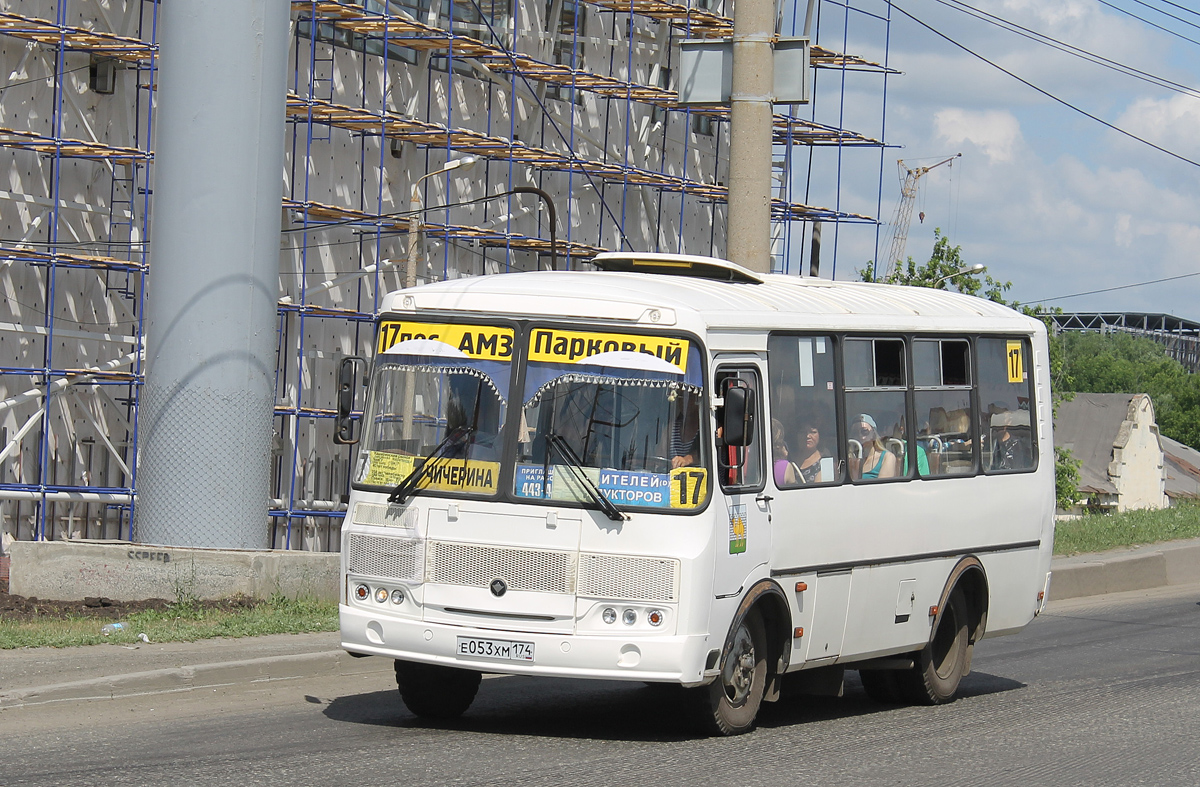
(1116, 94, 1200, 163)
(934, 109, 1023, 163)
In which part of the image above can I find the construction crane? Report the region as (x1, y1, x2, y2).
(881, 153, 961, 279)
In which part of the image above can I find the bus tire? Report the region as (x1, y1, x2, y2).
(899, 586, 970, 705)
(394, 659, 481, 719)
(702, 608, 768, 736)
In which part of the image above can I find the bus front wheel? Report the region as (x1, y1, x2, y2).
(701, 609, 768, 736)
(394, 659, 482, 719)
(900, 586, 970, 704)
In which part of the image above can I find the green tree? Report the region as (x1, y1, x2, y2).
(861, 230, 1079, 506)
(1055, 331, 1200, 450)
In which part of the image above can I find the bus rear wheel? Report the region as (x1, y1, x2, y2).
(394, 660, 482, 719)
(898, 586, 970, 705)
(701, 609, 768, 736)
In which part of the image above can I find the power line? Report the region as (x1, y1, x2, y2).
(935, 0, 1200, 98)
(1093, 0, 1200, 45)
(1125, 0, 1200, 31)
(1033, 271, 1200, 303)
(891, 3, 1200, 168)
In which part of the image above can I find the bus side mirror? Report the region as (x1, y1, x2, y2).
(334, 355, 366, 445)
(721, 382, 755, 447)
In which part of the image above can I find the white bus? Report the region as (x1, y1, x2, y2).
(337, 252, 1054, 735)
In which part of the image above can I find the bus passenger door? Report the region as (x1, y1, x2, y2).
(712, 362, 771, 598)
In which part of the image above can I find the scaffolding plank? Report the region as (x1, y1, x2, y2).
(0, 125, 152, 161)
(283, 198, 607, 258)
(286, 95, 872, 220)
(0, 245, 147, 272)
(0, 12, 155, 62)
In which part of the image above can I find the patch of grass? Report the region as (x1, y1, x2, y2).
(0, 595, 338, 650)
(1054, 501, 1200, 555)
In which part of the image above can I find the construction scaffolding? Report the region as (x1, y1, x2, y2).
(0, 0, 892, 550)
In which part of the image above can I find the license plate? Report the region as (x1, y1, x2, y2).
(456, 636, 535, 662)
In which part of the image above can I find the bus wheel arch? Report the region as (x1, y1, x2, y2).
(701, 579, 791, 735)
(895, 558, 987, 705)
(937, 557, 989, 674)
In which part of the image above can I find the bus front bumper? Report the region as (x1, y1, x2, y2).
(340, 604, 713, 685)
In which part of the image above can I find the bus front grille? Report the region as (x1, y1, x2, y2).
(346, 533, 423, 582)
(577, 553, 679, 602)
(427, 541, 575, 594)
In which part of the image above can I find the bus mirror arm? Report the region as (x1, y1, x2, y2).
(334, 355, 367, 445)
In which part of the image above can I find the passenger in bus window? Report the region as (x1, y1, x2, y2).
(794, 420, 824, 483)
(771, 419, 801, 486)
(991, 410, 1032, 470)
(853, 414, 898, 480)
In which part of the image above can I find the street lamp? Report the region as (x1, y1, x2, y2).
(408, 155, 479, 288)
(933, 263, 985, 289)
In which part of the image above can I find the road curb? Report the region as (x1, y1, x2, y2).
(0, 649, 389, 710)
(1050, 540, 1200, 601)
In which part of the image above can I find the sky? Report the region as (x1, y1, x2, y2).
(788, 0, 1200, 321)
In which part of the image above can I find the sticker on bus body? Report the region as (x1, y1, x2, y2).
(728, 504, 747, 554)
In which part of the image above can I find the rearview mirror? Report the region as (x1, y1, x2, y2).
(334, 355, 366, 445)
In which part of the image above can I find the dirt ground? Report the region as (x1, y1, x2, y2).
(0, 585, 258, 624)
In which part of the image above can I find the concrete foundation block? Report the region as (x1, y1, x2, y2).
(8, 541, 339, 602)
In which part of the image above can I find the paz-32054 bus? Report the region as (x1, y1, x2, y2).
(336, 252, 1054, 735)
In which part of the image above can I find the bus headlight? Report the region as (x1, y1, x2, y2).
(602, 607, 617, 624)
(647, 609, 664, 627)
(622, 609, 637, 626)
(354, 584, 370, 601)
(374, 587, 390, 603)
(391, 589, 406, 605)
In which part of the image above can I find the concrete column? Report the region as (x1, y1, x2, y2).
(137, 1, 289, 549)
(725, 0, 775, 274)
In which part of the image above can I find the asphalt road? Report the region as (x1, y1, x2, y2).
(3, 584, 1198, 787)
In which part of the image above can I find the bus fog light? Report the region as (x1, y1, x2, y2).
(647, 609, 664, 627)
(374, 587, 390, 603)
(354, 584, 370, 601)
(622, 609, 637, 626)
(391, 589, 405, 605)
(602, 608, 617, 624)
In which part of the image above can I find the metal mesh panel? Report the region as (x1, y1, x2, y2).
(427, 541, 575, 594)
(346, 533, 423, 581)
(136, 384, 273, 549)
(577, 553, 679, 601)
(352, 503, 417, 529)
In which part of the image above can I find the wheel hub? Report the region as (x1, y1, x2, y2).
(721, 623, 756, 705)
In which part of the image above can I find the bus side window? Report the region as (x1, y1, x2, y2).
(767, 335, 840, 487)
(914, 339, 975, 476)
(977, 337, 1036, 473)
(844, 338, 907, 482)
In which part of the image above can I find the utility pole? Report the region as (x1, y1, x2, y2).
(725, 0, 775, 274)
(138, 1, 289, 549)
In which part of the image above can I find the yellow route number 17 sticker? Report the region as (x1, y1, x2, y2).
(1006, 340, 1025, 384)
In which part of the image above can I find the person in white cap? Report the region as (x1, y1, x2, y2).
(852, 413, 897, 480)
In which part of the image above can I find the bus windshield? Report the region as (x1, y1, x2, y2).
(353, 329, 511, 496)
(513, 335, 709, 512)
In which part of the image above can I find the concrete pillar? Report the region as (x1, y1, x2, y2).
(137, 1, 289, 549)
(725, 0, 775, 274)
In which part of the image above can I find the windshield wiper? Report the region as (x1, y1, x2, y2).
(388, 426, 475, 504)
(545, 433, 627, 521)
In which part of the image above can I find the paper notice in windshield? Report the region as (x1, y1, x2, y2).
(528, 328, 689, 373)
(377, 321, 514, 360)
(513, 464, 707, 510)
(364, 451, 500, 494)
